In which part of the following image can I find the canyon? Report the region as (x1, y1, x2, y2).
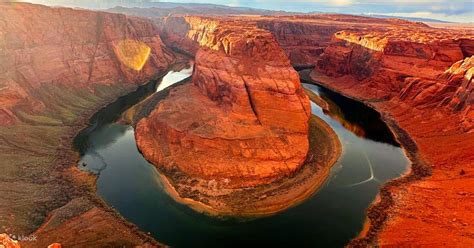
(0, 2, 473, 247)
(311, 26, 474, 246)
(132, 16, 341, 216)
(0, 2, 174, 247)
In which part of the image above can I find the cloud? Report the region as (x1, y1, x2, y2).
(370, 11, 474, 23)
(240, 0, 473, 21)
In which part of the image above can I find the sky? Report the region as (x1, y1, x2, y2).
(167, 0, 474, 23)
(20, 0, 474, 23)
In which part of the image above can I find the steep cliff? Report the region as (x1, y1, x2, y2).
(0, 3, 175, 125)
(315, 28, 473, 121)
(0, 3, 172, 246)
(254, 15, 430, 67)
(136, 17, 311, 188)
(400, 56, 473, 129)
(311, 25, 474, 246)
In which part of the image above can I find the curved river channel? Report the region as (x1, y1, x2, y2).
(74, 63, 409, 247)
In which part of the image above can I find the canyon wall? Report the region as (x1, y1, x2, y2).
(136, 17, 311, 188)
(0, 2, 175, 125)
(1, 3, 472, 245)
(315, 28, 473, 127)
(0, 3, 172, 246)
(310, 24, 474, 246)
(254, 15, 430, 67)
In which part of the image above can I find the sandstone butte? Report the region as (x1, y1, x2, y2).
(135, 16, 311, 188)
(0, 2, 173, 247)
(1, 1, 474, 246)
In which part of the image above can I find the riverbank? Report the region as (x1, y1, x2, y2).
(128, 81, 341, 217)
(3, 63, 193, 247)
(304, 70, 473, 246)
(157, 115, 341, 217)
(27, 69, 185, 247)
(301, 70, 427, 246)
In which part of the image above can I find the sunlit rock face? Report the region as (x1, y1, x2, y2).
(307, 21, 474, 246)
(400, 56, 474, 130)
(316, 28, 474, 101)
(0, 234, 20, 248)
(0, 2, 174, 125)
(115, 39, 152, 71)
(136, 18, 311, 188)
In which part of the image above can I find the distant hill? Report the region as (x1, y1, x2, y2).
(23, 1, 454, 23)
(365, 14, 451, 23)
(107, 3, 291, 17)
(26, 0, 290, 15)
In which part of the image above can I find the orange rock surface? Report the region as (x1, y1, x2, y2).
(136, 17, 310, 188)
(0, 234, 20, 248)
(0, 2, 172, 247)
(0, 2, 175, 125)
(1, 2, 473, 245)
(310, 24, 474, 246)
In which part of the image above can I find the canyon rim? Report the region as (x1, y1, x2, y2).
(0, 1, 473, 247)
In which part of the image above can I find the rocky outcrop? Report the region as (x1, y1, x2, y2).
(254, 15, 430, 67)
(0, 2, 172, 247)
(400, 56, 473, 129)
(311, 24, 474, 246)
(0, 234, 20, 248)
(317, 29, 473, 122)
(0, 2, 175, 125)
(136, 17, 310, 188)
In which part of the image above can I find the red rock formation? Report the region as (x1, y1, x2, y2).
(0, 2, 175, 125)
(136, 18, 310, 188)
(254, 15, 430, 67)
(0, 3, 172, 247)
(400, 56, 473, 129)
(315, 28, 473, 116)
(0, 234, 20, 248)
(311, 24, 474, 246)
(157, 14, 435, 67)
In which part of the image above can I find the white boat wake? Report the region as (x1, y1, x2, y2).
(343, 151, 380, 187)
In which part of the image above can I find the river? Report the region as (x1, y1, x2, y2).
(74, 63, 409, 247)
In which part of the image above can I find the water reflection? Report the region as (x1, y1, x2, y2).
(309, 84, 399, 146)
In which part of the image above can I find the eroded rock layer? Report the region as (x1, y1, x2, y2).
(0, 3, 172, 247)
(136, 18, 310, 188)
(0, 3, 175, 125)
(310, 25, 474, 246)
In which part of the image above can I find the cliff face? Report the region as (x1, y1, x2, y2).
(136, 17, 310, 188)
(253, 15, 430, 67)
(400, 56, 473, 129)
(315, 29, 473, 123)
(311, 24, 474, 246)
(0, 3, 175, 125)
(0, 3, 172, 246)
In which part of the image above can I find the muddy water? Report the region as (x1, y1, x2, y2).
(74, 65, 409, 247)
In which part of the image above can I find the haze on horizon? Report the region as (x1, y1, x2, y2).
(15, 0, 474, 23)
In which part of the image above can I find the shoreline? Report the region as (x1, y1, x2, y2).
(23, 66, 183, 247)
(302, 70, 432, 247)
(143, 115, 342, 218)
